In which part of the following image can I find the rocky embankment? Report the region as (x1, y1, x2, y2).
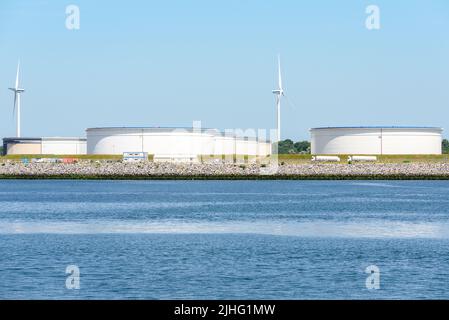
(2, 161, 449, 179)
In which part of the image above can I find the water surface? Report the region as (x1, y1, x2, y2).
(1, 180, 448, 299)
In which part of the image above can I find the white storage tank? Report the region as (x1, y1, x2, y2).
(41, 137, 87, 155)
(86, 127, 272, 157)
(310, 127, 442, 155)
(348, 156, 377, 162)
(3, 137, 86, 155)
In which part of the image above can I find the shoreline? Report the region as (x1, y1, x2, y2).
(0, 175, 449, 181)
(2, 174, 449, 181)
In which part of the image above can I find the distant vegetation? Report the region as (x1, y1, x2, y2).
(443, 139, 449, 154)
(276, 139, 449, 155)
(276, 139, 311, 154)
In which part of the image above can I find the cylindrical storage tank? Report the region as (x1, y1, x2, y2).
(213, 135, 236, 155)
(312, 155, 340, 162)
(86, 127, 274, 157)
(348, 156, 377, 162)
(87, 127, 216, 156)
(3, 137, 86, 155)
(310, 127, 442, 155)
(259, 141, 271, 156)
(3, 138, 42, 155)
(41, 138, 87, 155)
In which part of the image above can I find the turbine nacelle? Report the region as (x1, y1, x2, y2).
(272, 89, 284, 95)
(9, 88, 25, 93)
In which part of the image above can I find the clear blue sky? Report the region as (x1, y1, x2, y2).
(0, 0, 448, 140)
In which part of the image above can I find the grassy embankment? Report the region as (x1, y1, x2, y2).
(0, 154, 123, 160)
(277, 154, 449, 164)
(1, 154, 449, 164)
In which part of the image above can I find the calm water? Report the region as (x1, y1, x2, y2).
(1, 180, 449, 299)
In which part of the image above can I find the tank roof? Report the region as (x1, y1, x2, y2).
(311, 126, 442, 130)
(85, 127, 272, 142)
(3, 137, 86, 142)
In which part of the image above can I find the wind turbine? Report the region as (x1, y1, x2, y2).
(272, 55, 284, 142)
(8, 61, 25, 137)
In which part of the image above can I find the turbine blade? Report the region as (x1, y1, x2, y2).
(285, 95, 296, 109)
(15, 61, 20, 89)
(278, 55, 282, 90)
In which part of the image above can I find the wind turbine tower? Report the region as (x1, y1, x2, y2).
(9, 61, 25, 138)
(272, 55, 284, 142)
